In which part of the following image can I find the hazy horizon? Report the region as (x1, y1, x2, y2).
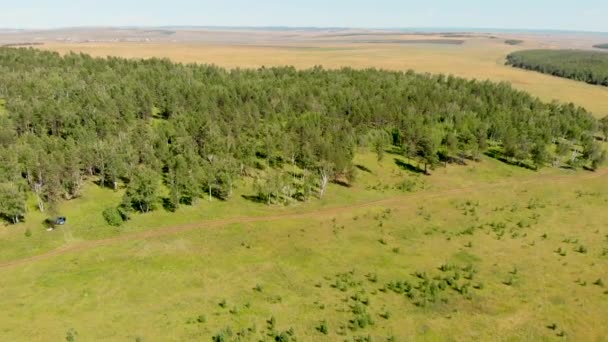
(1, 0, 606, 33)
(2, 26, 607, 36)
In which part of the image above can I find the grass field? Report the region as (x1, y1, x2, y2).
(1, 151, 607, 341)
(39, 37, 608, 117)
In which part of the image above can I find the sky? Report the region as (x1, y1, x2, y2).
(0, 0, 606, 32)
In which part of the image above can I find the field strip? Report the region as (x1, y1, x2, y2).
(1, 168, 606, 270)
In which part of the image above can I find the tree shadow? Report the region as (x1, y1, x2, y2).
(0, 213, 23, 225)
(355, 164, 372, 173)
(43, 218, 56, 230)
(484, 150, 536, 171)
(161, 197, 177, 212)
(241, 194, 267, 204)
(331, 179, 351, 188)
(394, 158, 425, 174)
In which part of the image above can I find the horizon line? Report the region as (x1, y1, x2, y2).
(1, 25, 607, 35)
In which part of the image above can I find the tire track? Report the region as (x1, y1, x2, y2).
(1, 168, 606, 269)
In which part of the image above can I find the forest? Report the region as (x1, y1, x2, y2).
(506, 49, 608, 86)
(593, 44, 608, 50)
(0, 47, 605, 225)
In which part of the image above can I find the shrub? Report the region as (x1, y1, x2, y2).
(212, 327, 233, 342)
(65, 329, 78, 342)
(24, 228, 32, 237)
(316, 320, 329, 335)
(102, 207, 124, 227)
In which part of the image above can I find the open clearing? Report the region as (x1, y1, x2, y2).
(1, 152, 607, 341)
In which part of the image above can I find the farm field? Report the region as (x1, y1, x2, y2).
(37, 34, 608, 117)
(1, 152, 608, 341)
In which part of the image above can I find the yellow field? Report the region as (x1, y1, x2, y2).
(40, 36, 608, 117)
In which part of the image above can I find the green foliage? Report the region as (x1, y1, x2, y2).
(102, 207, 124, 227)
(316, 320, 329, 334)
(0, 47, 599, 223)
(0, 182, 26, 224)
(211, 327, 233, 342)
(506, 50, 608, 86)
(65, 329, 78, 342)
(121, 167, 160, 213)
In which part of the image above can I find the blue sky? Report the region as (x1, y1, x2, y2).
(0, 0, 605, 32)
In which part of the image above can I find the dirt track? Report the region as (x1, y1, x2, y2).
(1, 168, 606, 270)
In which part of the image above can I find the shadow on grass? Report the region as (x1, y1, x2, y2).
(332, 179, 351, 188)
(241, 194, 267, 204)
(394, 158, 426, 174)
(484, 150, 537, 171)
(355, 164, 372, 173)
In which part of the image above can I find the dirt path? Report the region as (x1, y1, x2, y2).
(1, 168, 606, 269)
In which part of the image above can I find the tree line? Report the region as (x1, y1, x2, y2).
(0, 47, 604, 224)
(506, 49, 608, 86)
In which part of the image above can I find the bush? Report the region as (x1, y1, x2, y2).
(316, 320, 329, 335)
(24, 228, 32, 237)
(102, 207, 124, 227)
(212, 327, 233, 342)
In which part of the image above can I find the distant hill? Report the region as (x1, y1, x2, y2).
(593, 43, 608, 49)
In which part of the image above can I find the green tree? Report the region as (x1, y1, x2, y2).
(122, 167, 160, 213)
(600, 115, 608, 141)
(531, 141, 549, 170)
(582, 140, 607, 171)
(0, 182, 26, 224)
(417, 135, 439, 174)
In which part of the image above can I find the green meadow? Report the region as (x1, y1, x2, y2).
(1, 152, 607, 341)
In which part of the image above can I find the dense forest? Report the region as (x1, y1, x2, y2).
(506, 49, 608, 86)
(0, 48, 604, 224)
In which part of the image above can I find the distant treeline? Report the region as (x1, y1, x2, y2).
(504, 40, 523, 46)
(0, 48, 604, 224)
(593, 44, 608, 50)
(1, 42, 44, 48)
(506, 49, 608, 86)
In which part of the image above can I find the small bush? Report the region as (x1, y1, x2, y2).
(212, 327, 233, 342)
(65, 329, 78, 342)
(24, 228, 32, 237)
(316, 320, 329, 335)
(102, 207, 124, 227)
